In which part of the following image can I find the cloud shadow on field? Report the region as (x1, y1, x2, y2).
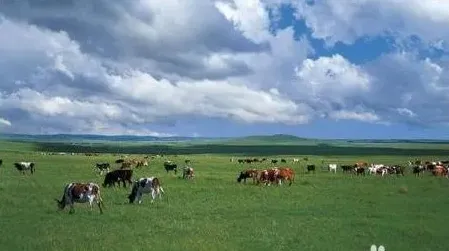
(32, 142, 449, 156)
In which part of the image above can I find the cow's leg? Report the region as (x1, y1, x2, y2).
(69, 202, 75, 214)
(151, 189, 157, 203)
(136, 192, 143, 204)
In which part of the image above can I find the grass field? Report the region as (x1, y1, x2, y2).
(0, 139, 449, 251)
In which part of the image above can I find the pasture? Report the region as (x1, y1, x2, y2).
(0, 139, 449, 251)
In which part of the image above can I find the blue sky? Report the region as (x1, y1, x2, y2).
(0, 0, 448, 139)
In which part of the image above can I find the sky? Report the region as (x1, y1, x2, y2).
(0, 0, 448, 139)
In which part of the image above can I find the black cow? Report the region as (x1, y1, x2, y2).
(102, 169, 133, 188)
(96, 163, 110, 175)
(412, 166, 425, 177)
(0, 159, 3, 167)
(355, 167, 365, 176)
(271, 159, 278, 164)
(164, 161, 178, 174)
(341, 165, 354, 173)
(281, 159, 287, 163)
(306, 164, 315, 173)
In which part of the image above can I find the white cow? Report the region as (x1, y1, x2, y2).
(328, 164, 337, 173)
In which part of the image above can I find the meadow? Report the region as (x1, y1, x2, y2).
(0, 137, 449, 251)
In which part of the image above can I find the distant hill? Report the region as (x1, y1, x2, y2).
(1, 133, 449, 145)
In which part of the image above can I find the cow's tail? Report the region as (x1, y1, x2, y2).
(55, 193, 66, 209)
(128, 181, 138, 203)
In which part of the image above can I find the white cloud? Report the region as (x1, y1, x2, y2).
(293, 0, 449, 48)
(1, 0, 449, 136)
(0, 8, 312, 135)
(0, 117, 11, 127)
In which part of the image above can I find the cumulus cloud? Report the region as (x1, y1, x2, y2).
(1, 0, 449, 136)
(0, 1, 313, 135)
(292, 0, 449, 48)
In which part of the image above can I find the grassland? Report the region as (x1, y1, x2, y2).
(0, 138, 449, 251)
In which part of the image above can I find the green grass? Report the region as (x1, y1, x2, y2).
(0, 140, 449, 251)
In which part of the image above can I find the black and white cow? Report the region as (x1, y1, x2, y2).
(14, 162, 35, 174)
(128, 177, 165, 204)
(163, 161, 178, 174)
(95, 163, 110, 175)
(55, 182, 104, 214)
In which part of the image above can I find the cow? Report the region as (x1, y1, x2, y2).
(115, 159, 125, 164)
(355, 167, 365, 176)
(328, 164, 337, 173)
(135, 160, 148, 168)
(121, 161, 132, 169)
(55, 182, 104, 214)
(183, 167, 195, 179)
(306, 164, 315, 173)
(95, 163, 110, 175)
(341, 165, 354, 173)
(14, 162, 35, 174)
(128, 177, 165, 204)
(102, 169, 133, 188)
(274, 167, 295, 186)
(185, 159, 191, 164)
(237, 169, 258, 184)
(258, 168, 277, 186)
(412, 165, 425, 176)
(432, 166, 448, 177)
(271, 159, 278, 164)
(292, 158, 300, 163)
(0, 159, 3, 167)
(164, 161, 178, 174)
(280, 159, 287, 163)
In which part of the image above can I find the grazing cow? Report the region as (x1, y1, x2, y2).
(237, 169, 258, 184)
(128, 177, 165, 204)
(55, 182, 104, 214)
(115, 159, 125, 164)
(412, 165, 425, 177)
(274, 167, 295, 186)
(164, 161, 178, 174)
(292, 158, 299, 163)
(355, 167, 365, 176)
(328, 164, 337, 173)
(121, 161, 132, 169)
(135, 160, 148, 168)
(306, 164, 315, 173)
(341, 165, 354, 173)
(95, 163, 110, 175)
(185, 159, 191, 164)
(14, 162, 35, 174)
(102, 169, 133, 188)
(280, 159, 287, 163)
(271, 159, 278, 164)
(391, 165, 405, 176)
(0, 159, 3, 167)
(432, 166, 448, 177)
(183, 167, 195, 179)
(237, 159, 244, 164)
(258, 168, 277, 186)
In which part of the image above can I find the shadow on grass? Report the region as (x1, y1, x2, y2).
(30, 142, 449, 156)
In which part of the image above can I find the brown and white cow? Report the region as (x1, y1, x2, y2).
(182, 167, 195, 179)
(55, 182, 104, 214)
(274, 167, 295, 186)
(257, 168, 277, 186)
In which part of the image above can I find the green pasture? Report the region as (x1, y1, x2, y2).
(0, 140, 448, 251)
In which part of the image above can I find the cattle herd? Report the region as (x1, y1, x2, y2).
(0, 155, 448, 214)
